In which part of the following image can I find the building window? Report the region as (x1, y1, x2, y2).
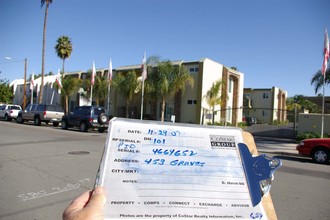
(229, 78, 233, 93)
(189, 67, 199, 73)
(263, 93, 269, 99)
(227, 106, 231, 121)
(187, 100, 197, 105)
(262, 110, 268, 116)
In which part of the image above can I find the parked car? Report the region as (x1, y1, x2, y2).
(0, 104, 22, 121)
(61, 105, 109, 133)
(16, 104, 64, 126)
(243, 116, 257, 126)
(296, 138, 330, 164)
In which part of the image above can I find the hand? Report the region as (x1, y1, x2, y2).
(63, 186, 106, 220)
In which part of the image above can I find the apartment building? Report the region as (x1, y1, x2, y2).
(10, 58, 245, 125)
(243, 87, 287, 124)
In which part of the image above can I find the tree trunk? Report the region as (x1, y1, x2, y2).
(161, 96, 166, 122)
(212, 106, 215, 125)
(126, 99, 129, 118)
(39, 2, 49, 104)
(62, 59, 65, 75)
(65, 95, 69, 115)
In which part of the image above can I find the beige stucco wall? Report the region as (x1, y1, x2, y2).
(244, 87, 287, 124)
(180, 64, 199, 123)
(200, 58, 224, 123)
(298, 113, 330, 135)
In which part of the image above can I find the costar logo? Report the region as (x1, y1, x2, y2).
(209, 135, 236, 149)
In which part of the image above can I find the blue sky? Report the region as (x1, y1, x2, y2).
(1, 0, 329, 97)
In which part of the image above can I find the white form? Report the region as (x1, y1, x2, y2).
(97, 118, 267, 220)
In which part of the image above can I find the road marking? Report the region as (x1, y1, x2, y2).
(17, 178, 90, 202)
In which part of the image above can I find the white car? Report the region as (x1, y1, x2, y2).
(0, 104, 22, 121)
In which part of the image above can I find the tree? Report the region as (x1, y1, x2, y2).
(93, 75, 108, 106)
(146, 60, 194, 122)
(80, 71, 108, 106)
(0, 79, 13, 103)
(310, 68, 330, 95)
(112, 71, 139, 118)
(204, 80, 223, 124)
(57, 76, 81, 114)
(55, 35, 73, 77)
(55, 35, 73, 112)
(287, 95, 321, 113)
(39, 0, 53, 104)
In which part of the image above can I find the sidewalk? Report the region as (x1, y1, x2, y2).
(253, 136, 298, 156)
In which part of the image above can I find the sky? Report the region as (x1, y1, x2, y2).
(1, 0, 329, 97)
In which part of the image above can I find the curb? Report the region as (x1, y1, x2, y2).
(257, 151, 298, 157)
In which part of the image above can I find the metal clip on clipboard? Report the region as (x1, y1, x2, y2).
(238, 143, 282, 207)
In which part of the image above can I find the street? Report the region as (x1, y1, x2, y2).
(0, 121, 329, 220)
(253, 136, 330, 220)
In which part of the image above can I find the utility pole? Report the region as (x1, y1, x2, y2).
(23, 58, 27, 110)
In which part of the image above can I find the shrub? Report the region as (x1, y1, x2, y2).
(271, 119, 289, 125)
(296, 132, 320, 141)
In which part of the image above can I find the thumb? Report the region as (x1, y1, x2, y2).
(86, 186, 106, 210)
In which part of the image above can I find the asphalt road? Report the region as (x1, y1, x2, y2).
(0, 121, 329, 220)
(0, 120, 107, 220)
(253, 136, 330, 220)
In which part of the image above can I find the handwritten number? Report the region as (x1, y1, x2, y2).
(144, 158, 165, 165)
(153, 138, 165, 145)
(145, 158, 152, 164)
(148, 129, 180, 136)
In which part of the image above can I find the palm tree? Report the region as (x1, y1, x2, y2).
(59, 76, 81, 114)
(311, 68, 330, 94)
(287, 95, 321, 113)
(55, 35, 73, 113)
(204, 80, 223, 124)
(112, 71, 139, 118)
(93, 74, 108, 106)
(39, 0, 53, 104)
(55, 35, 73, 76)
(146, 60, 194, 122)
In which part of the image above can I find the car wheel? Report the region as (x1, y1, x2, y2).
(98, 113, 108, 124)
(53, 121, 59, 127)
(312, 148, 329, 164)
(16, 115, 24, 124)
(80, 122, 88, 132)
(61, 120, 68, 130)
(34, 116, 41, 126)
(98, 128, 105, 133)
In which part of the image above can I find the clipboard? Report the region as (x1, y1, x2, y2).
(95, 118, 281, 219)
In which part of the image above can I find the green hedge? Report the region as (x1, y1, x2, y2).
(296, 132, 329, 141)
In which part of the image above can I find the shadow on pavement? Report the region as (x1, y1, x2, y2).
(273, 155, 313, 163)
